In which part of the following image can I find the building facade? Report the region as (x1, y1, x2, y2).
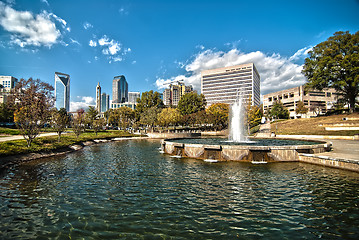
(201, 63, 260, 107)
(101, 93, 110, 112)
(0, 76, 18, 104)
(263, 85, 339, 118)
(96, 82, 101, 113)
(112, 75, 128, 103)
(111, 102, 136, 110)
(128, 92, 141, 104)
(55, 72, 70, 112)
(163, 81, 194, 106)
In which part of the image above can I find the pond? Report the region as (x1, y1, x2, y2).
(1, 139, 359, 239)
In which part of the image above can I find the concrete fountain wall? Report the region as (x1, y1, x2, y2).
(161, 138, 331, 162)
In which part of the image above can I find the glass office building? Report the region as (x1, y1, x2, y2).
(112, 75, 128, 103)
(55, 72, 70, 112)
(101, 93, 109, 112)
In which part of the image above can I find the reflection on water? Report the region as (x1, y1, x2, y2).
(1, 139, 359, 239)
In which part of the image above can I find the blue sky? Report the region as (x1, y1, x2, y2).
(0, 0, 358, 111)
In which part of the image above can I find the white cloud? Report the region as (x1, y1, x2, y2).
(289, 46, 312, 62)
(70, 38, 80, 45)
(112, 56, 123, 62)
(119, 7, 129, 15)
(0, 2, 66, 47)
(83, 21, 93, 30)
(41, 0, 50, 6)
(47, 12, 68, 31)
(156, 48, 310, 96)
(89, 35, 130, 63)
(70, 96, 95, 112)
(89, 39, 97, 47)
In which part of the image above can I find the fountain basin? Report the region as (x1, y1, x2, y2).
(161, 138, 331, 162)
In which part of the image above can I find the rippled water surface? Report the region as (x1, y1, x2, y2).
(1, 139, 359, 239)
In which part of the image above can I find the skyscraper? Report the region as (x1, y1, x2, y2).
(112, 75, 128, 103)
(163, 81, 194, 106)
(55, 72, 70, 111)
(201, 63, 260, 107)
(96, 82, 101, 113)
(128, 92, 141, 104)
(101, 93, 109, 112)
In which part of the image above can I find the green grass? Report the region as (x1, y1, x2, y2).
(271, 113, 359, 136)
(0, 130, 137, 157)
(0, 127, 21, 136)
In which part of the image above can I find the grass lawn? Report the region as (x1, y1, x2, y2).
(0, 127, 21, 136)
(271, 113, 359, 136)
(0, 130, 137, 157)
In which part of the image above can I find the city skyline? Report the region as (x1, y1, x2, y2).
(0, 0, 358, 111)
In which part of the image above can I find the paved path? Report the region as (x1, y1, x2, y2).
(313, 139, 359, 162)
(0, 132, 59, 142)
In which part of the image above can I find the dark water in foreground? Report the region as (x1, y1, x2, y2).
(1, 139, 359, 239)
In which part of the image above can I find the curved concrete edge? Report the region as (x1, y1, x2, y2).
(299, 153, 359, 173)
(162, 138, 359, 173)
(161, 138, 331, 163)
(147, 132, 201, 139)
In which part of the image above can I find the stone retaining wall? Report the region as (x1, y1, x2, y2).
(299, 154, 359, 173)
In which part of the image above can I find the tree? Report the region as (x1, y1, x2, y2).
(295, 101, 308, 116)
(140, 106, 161, 132)
(117, 106, 135, 130)
(302, 31, 359, 113)
(93, 118, 105, 135)
(86, 106, 99, 129)
(0, 103, 14, 123)
(11, 78, 54, 147)
(108, 107, 135, 130)
(157, 108, 182, 128)
(72, 109, 85, 138)
(135, 90, 164, 115)
(247, 104, 263, 128)
(51, 108, 70, 142)
(206, 103, 229, 130)
(310, 101, 324, 117)
(177, 92, 206, 116)
(268, 101, 289, 120)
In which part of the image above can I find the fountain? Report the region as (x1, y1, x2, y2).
(161, 89, 331, 162)
(228, 90, 248, 142)
(161, 88, 330, 162)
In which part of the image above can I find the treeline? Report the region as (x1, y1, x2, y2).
(1, 79, 264, 147)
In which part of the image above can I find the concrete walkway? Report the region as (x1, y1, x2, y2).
(312, 139, 359, 162)
(0, 132, 59, 142)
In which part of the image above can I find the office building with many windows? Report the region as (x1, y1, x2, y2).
(201, 63, 260, 107)
(163, 81, 194, 106)
(101, 93, 110, 112)
(0, 75, 18, 104)
(263, 85, 339, 118)
(112, 75, 128, 103)
(128, 92, 141, 104)
(55, 72, 70, 112)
